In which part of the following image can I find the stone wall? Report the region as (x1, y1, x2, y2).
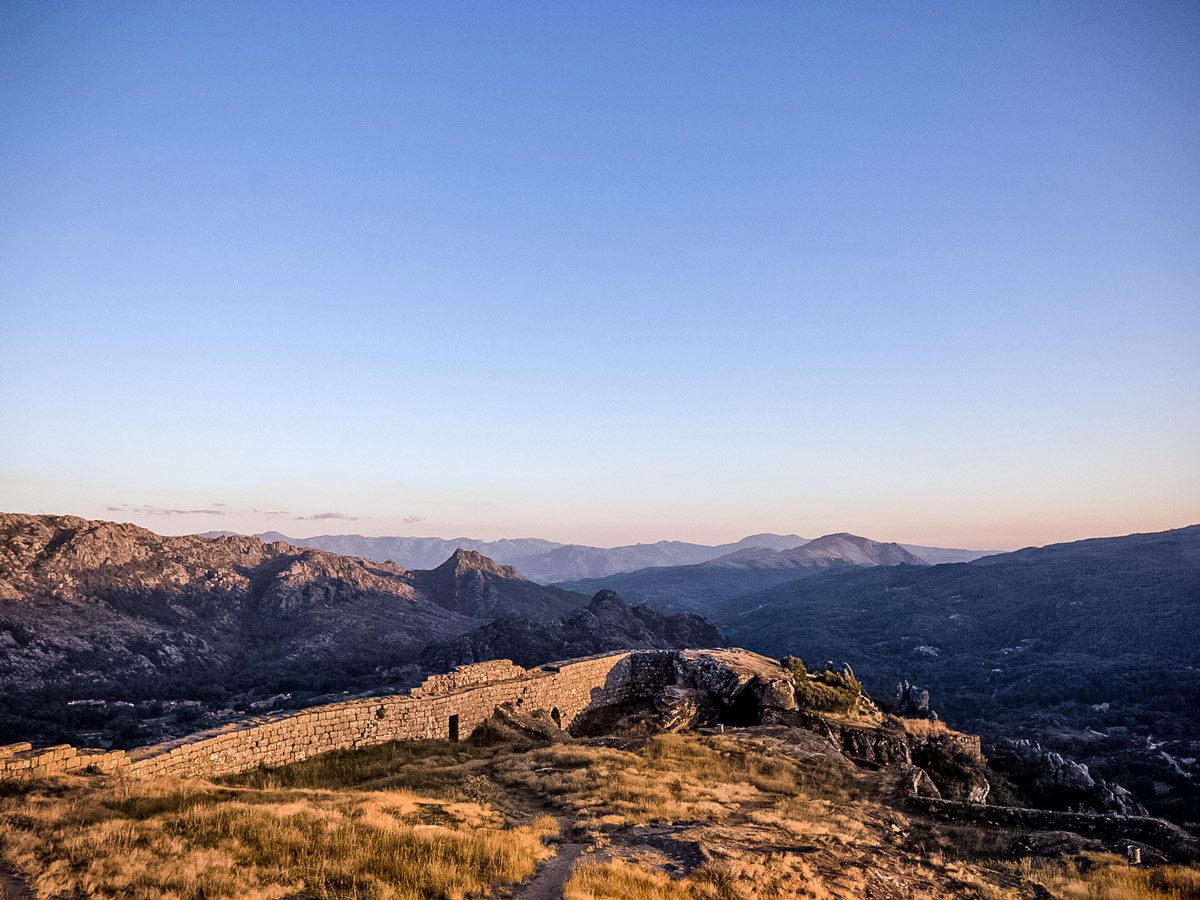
(0, 650, 673, 782)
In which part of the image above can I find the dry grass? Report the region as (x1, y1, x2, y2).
(10, 730, 1136, 900)
(1004, 853, 1200, 900)
(491, 732, 855, 836)
(0, 773, 555, 900)
(566, 860, 696, 900)
(227, 738, 492, 796)
(895, 718, 950, 739)
(565, 856, 839, 900)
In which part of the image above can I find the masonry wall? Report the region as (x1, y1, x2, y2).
(0, 650, 675, 782)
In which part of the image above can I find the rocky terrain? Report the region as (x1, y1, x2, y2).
(0, 514, 739, 749)
(0, 516, 475, 741)
(3, 648, 1196, 900)
(720, 525, 1200, 825)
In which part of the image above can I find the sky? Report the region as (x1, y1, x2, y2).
(1, 1, 1198, 551)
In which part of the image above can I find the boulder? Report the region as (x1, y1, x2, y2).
(893, 680, 937, 720)
(900, 763, 942, 799)
(672, 648, 796, 724)
(753, 676, 797, 711)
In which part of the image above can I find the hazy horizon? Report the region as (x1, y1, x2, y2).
(5, 504, 1199, 556)
(3, 3, 1197, 552)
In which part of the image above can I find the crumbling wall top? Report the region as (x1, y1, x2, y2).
(410, 658, 530, 696)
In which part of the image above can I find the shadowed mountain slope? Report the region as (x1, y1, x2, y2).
(724, 525, 1200, 679)
(722, 524, 1200, 822)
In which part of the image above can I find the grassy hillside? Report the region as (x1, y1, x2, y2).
(4, 728, 1198, 900)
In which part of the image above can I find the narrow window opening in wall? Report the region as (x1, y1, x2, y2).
(550, 708, 561, 729)
(448, 714, 460, 742)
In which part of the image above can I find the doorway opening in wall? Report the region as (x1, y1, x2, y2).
(448, 714, 460, 742)
(550, 708, 561, 729)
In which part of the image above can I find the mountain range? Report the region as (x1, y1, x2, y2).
(559, 532, 930, 618)
(5, 512, 1197, 821)
(0, 514, 712, 746)
(200, 529, 995, 583)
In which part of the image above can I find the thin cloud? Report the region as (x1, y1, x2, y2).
(294, 511, 358, 521)
(134, 505, 225, 516)
(252, 508, 291, 517)
(105, 503, 224, 516)
(403, 515, 424, 524)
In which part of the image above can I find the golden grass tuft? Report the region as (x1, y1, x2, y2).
(565, 855, 836, 900)
(895, 717, 951, 739)
(566, 860, 696, 900)
(1004, 853, 1200, 900)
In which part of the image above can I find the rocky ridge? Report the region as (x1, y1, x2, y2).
(0, 514, 591, 744)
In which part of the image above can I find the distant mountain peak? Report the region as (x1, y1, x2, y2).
(436, 548, 525, 580)
(797, 532, 927, 564)
(708, 532, 927, 570)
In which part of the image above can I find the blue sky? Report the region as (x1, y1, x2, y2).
(2, 1, 1197, 549)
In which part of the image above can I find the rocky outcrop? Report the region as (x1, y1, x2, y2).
(796, 716, 913, 766)
(892, 681, 937, 720)
(671, 649, 798, 725)
(988, 738, 1148, 816)
(909, 796, 1198, 863)
(900, 762, 942, 799)
(653, 686, 702, 732)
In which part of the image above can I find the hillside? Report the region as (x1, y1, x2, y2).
(0, 514, 587, 745)
(3, 648, 1196, 900)
(723, 525, 1200, 822)
(560, 532, 930, 618)
(502, 533, 810, 582)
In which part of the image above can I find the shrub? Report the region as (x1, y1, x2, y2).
(781, 656, 807, 680)
(789, 665, 861, 716)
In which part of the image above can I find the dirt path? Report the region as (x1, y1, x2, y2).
(0, 860, 35, 900)
(515, 840, 588, 900)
